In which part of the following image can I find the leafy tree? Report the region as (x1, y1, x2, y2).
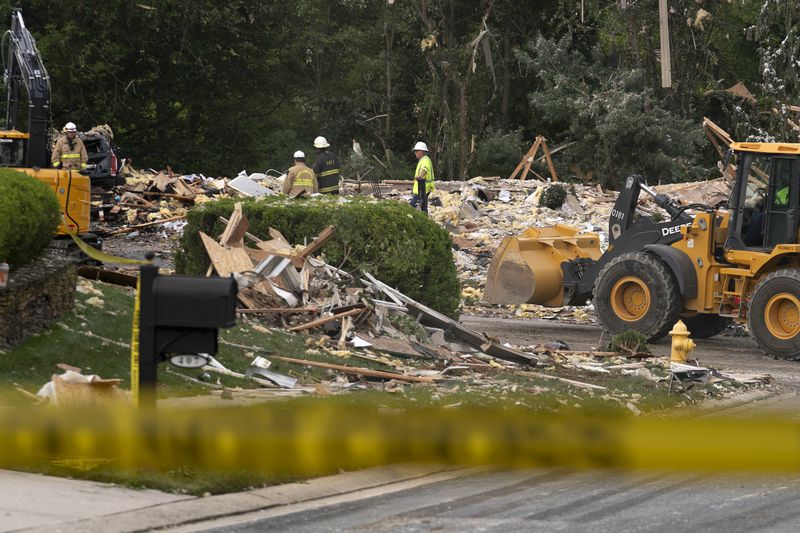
(517, 34, 708, 188)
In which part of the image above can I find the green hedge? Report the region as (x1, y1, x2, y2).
(175, 196, 461, 317)
(0, 169, 61, 270)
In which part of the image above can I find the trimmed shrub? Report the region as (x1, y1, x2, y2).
(175, 196, 461, 317)
(538, 183, 567, 210)
(0, 169, 61, 270)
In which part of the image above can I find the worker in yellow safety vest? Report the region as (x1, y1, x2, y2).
(409, 141, 435, 213)
(282, 150, 318, 197)
(51, 122, 88, 171)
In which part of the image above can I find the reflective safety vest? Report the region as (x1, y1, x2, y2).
(777, 186, 789, 205)
(412, 155, 435, 195)
(51, 136, 88, 170)
(282, 163, 318, 196)
(294, 167, 315, 188)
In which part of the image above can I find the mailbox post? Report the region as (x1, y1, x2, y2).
(137, 262, 237, 408)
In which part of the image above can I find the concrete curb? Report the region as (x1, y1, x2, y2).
(29, 464, 474, 533)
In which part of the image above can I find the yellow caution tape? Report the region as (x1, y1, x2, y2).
(130, 277, 141, 405)
(1, 404, 800, 475)
(67, 231, 149, 265)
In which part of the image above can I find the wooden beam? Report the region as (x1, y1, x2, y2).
(237, 307, 319, 314)
(287, 306, 367, 332)
(299, 225, 336, 259)
(103, 216, 185, 236)
(658, 0, 672, 88)
(519, 136, 542, 181)
(508, 140, 538, 180)
(540, 138, 559, 182)
(219, 202, 249, 247)
(273, 355, 436, 383)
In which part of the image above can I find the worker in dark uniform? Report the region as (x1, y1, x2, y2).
(312, 136, 341, 194)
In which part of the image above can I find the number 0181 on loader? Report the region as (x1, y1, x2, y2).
(484, 143, 800, 359)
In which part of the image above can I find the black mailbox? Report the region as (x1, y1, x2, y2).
(137, 261, 238, 408)
(154, 276, 237, 329)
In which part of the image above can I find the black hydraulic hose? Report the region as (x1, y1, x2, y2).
(63, 170, 80, 232)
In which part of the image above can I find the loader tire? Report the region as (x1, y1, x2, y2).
(748, 269, 800, 359)
(593, 251, 682, 342)
(680, 314, 733, 339)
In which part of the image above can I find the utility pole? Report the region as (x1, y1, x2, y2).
(658, 0, 672, 88)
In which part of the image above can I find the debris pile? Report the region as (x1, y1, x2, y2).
(182, 206, 764, 409)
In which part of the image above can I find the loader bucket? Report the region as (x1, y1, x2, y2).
(483, 224, 602, 307)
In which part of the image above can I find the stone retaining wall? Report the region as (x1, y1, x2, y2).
(0, 257, 76, 350)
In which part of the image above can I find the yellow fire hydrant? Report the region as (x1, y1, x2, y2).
(669, 319, 696, 363)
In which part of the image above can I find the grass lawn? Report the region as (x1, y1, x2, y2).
(0, 278, 740, 494)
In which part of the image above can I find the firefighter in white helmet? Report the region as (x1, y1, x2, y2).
(312, 135, 341, 194)
(409, 141, 435, 213)
(282, 150, 318, 197)
(51, 122, 88, 171)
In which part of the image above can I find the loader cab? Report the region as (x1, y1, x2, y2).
(727, 143, 800, 251)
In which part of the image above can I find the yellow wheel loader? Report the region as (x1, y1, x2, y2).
(485, 142, 800, 359)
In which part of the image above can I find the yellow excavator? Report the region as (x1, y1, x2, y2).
(485, 142, 800, 359)
(1, 9, 90, 236)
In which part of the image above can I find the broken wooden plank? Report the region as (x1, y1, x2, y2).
(516, 370, 607, 390)
(142, 191, 195, 202)
(236, 307, 319, 314)
(219, 202, 249, 247)
(540, 137, 559, 182)
(299, 225, 336, 259)
(103, 216, 186, 236)
(199, 232, 254, 278)
(508, 139, 539, 180)
(287, 306, 367, 332)
(171, 177, 197, 199)
(519, 136, 542, 181)
(272, 355, 436, 383)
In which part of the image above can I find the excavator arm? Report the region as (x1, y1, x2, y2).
(4, 8, 50, 167)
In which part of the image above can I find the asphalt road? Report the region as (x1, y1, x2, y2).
(176, 316, 800, 533)
(185, 468, 800, 533)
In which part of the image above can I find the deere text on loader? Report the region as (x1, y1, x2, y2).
(485, 143, 800, 359)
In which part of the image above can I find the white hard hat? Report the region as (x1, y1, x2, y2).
(293, 150, 305, 159)
(413, 141, 428, 152)
(313, 136, 330, 149)
(64, 122, 77, 132)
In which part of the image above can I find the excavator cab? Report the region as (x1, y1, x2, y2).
(0, 130, 26, 166)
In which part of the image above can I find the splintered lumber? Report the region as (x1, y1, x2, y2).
(516, 370, 607, 390)
(142, 191, 195, 201)
(299, 225, 336, 259)
(508, 136, 558, 181)
(540, 138, 559, 182)
(219, 202, 249, 247)
(287, 306, 367, 332)
(199, 232, 253, 277)
(237, 307, 319, 314)
(702, 117, 733, 147)
(103, 216, 186, 236)
(171, 178, 197, 199)
(273, 355, 436, 383)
